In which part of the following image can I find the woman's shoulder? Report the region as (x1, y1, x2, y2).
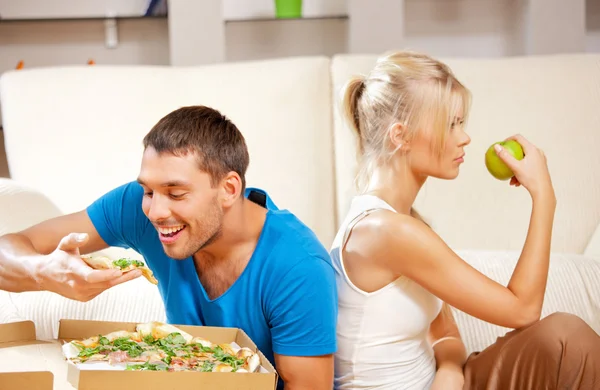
(347, 208, 437, 260)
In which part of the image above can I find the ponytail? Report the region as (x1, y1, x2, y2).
(342, 76, 366, 154)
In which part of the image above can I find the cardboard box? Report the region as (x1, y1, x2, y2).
(0, 372, 54, 390)
(0, 321, 54, 390)
(0, 320, 278, 390)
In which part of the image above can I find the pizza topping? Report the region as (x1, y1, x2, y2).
(66, 322, 261, 374)
(112, 258, 145, 269)
(200, 361, 215, 372)
(125, 361, 168, 371)
(108, 351, 129, 364)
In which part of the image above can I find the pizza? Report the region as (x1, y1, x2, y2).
(63, 321, 261, 373)
(81, 255, 158, 285)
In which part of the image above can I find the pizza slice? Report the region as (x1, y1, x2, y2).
(81, 255, 158, 285)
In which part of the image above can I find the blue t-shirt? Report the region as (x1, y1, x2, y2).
(86, 182, 337, 387)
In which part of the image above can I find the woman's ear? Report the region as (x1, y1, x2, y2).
(389, 122, 409, 152)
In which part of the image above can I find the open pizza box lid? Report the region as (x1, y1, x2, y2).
(59, 319, 279, 390)
(0, 321, 55, 390)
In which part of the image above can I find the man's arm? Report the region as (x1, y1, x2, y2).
(428, 303, 467, 390)
(0, 181, 148, 300)
(274, 354, 333, 390)
(0, 210, 103, 291)
(267, 256, 337, 390)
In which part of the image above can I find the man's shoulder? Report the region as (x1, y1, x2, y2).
(245, 186, 333, 267)
(91, 180, 144, 206)
(116, 181, 144, 200)
(263, 212, 334, 276)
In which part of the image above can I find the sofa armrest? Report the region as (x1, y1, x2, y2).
(0, 290, 25, 324)
(0, 178, 63, 235)
(8, 278, 166, 340)
(584, 223, 600, 259)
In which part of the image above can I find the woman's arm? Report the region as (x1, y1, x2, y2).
(345, 136, 555, 329)
(428, 304, 466, 389)
(428, 304, 466, 370)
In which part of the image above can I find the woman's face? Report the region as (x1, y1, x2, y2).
(407, 115, 471, 180)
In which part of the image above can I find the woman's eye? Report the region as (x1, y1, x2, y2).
(144, 192, 153, 197)
(170, 193, 185, 199)
(451, 120, 464, 130)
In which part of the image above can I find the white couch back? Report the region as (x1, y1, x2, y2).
(0, 57, 336, 246)
(332, 54, 600, 254)
(1, 54, 600, 253)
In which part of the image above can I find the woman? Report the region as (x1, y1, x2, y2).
(330, 51, 600, 390)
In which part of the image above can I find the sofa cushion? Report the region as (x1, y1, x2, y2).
(454, 250, 600, 353)
(331, 54, 600, 254)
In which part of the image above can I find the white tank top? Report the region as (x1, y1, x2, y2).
(330, 194, 443, 390)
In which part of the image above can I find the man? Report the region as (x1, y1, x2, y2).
(0, 106, 337, 389)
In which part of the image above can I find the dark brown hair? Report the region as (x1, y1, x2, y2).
(143, 105, 249, 190)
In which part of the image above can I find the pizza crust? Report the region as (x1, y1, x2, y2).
(136, 322, 194, 344)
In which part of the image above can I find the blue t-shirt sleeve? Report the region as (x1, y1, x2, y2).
(86, 181, 149, 251)
(267, 256, 338, 357)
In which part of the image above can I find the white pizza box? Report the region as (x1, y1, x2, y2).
(0, 321, 55, 390)
(59, 319, 279, 390)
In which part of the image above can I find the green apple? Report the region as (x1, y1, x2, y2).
(485, 139, 524, 180)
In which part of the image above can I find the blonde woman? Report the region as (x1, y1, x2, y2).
(330, 51, 600, 390)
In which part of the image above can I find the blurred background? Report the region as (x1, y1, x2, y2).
(0, 0, 598, 178)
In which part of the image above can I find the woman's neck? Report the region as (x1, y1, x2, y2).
(364, 162, 426, 215)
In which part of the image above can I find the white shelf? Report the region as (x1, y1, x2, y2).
(225, 15, 348, 23)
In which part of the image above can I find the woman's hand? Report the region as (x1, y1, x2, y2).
(430, 365, 464, 390)
(495, 134, 554, 201)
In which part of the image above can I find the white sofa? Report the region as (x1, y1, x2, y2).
(1, 53, 599, 354)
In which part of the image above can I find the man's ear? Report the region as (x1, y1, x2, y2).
(389, 122, 409, 152)
(219, 172, 243, 208)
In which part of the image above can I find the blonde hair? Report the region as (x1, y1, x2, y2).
(342, 51, 471, 192)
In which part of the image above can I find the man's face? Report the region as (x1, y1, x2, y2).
(137, 147, 223, 259)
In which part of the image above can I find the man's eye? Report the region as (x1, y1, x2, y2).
(170, 193, 185, 199)
(144, 192, 153, 197)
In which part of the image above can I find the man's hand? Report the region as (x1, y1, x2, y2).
(35, 232, 141, 301)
